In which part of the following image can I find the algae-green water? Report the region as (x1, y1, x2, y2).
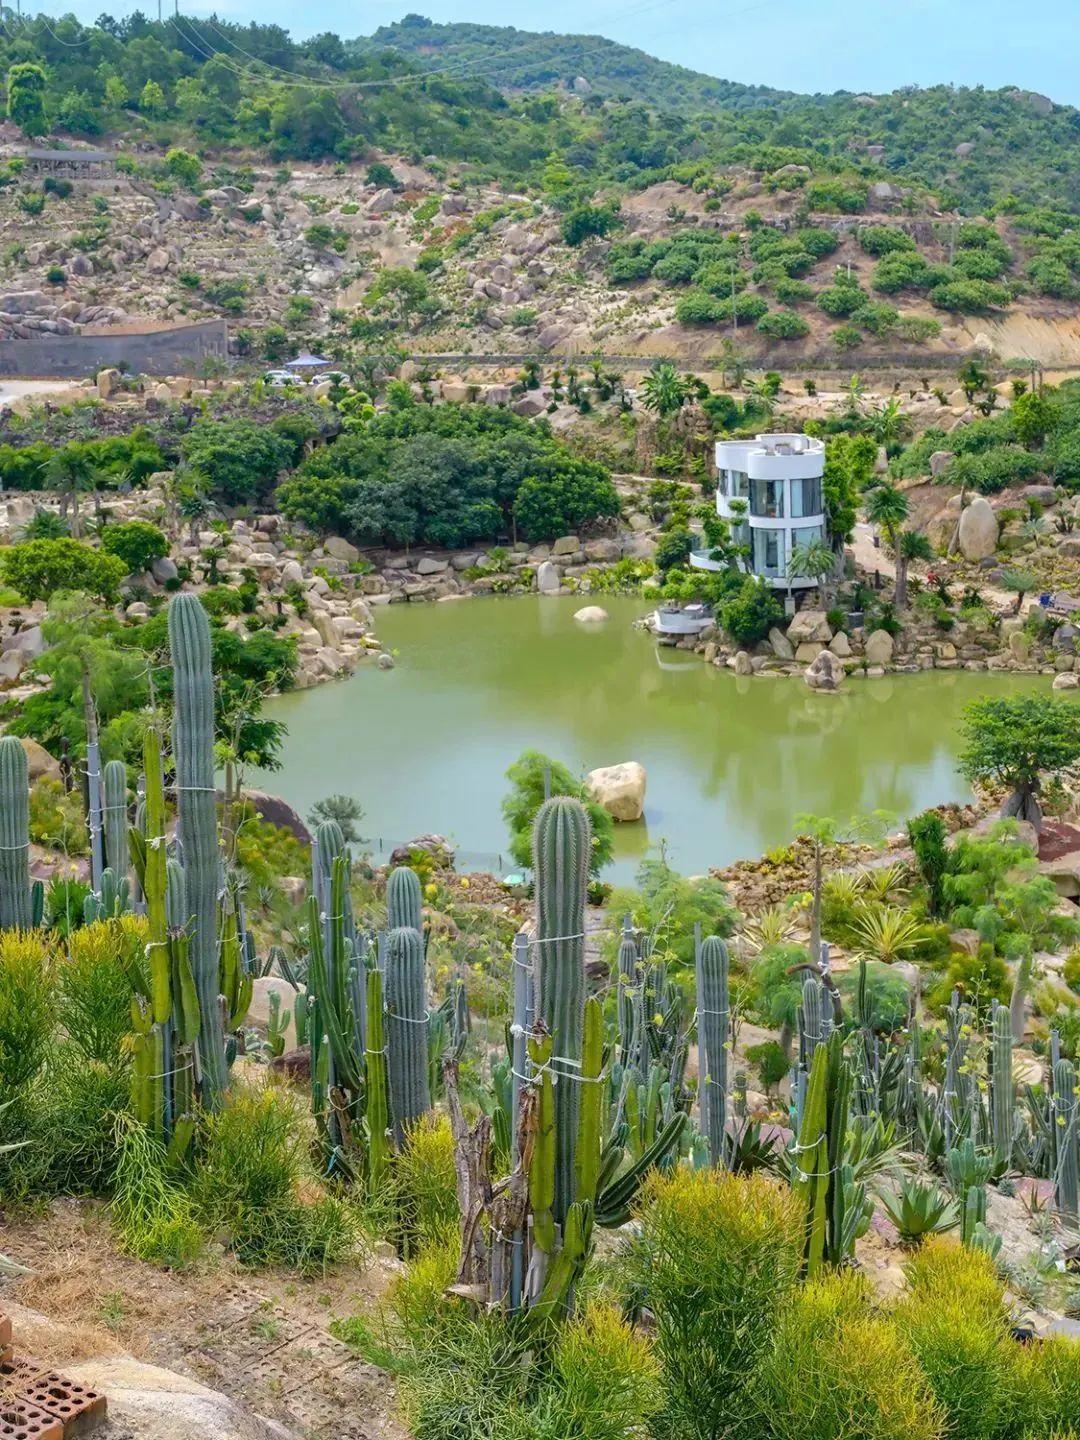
(261, 595, 1046, 882)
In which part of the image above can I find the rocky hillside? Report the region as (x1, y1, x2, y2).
(4, 148, 1080, 370)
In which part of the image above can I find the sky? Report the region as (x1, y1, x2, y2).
(53, 0, 1080, 106)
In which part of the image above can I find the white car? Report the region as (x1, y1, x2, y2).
(312, 370, 351, 387)
(262, 369, 302, 388)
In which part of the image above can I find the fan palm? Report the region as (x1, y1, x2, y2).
(789, 537, 839, 606)
(639, 361, 689, 420)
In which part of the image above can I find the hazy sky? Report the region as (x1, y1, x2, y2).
(61, 0, 1080, 105)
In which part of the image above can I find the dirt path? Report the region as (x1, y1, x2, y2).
(0, 1202, 409, 1440)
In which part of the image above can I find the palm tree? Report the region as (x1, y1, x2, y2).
(789, 536, 839, 607)
(844, 374, 866, 419)
(743, 373, 777, 421)
(41, 445, 101, 538)
(639, 361, 689, 420)
(871, 397, 907, 451)
(865, 482, 915, 607)
(998, 566, 1039, 615)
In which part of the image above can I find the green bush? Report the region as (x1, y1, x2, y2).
(0, 931, 55, 1092)
(756, 309, 810, 339)
(756, 1270, 941, 1440)
(502, 749, 614, 878)
(929, 279, 1010, 313)
(0, 539, 126, 603)
(182, 419, 292, 505)
(898, 1240, 1025, 1440)
(58, 917, 142, 1066)
(628, 1168, 803, 1439)
(858, 226, 917, 257)
(561, 201, 621, 246)
(720, 576, 785, 647)
(817, 284, 866, 317)
(100, 520, 169, 575)
(391, 1114, 459, 1257)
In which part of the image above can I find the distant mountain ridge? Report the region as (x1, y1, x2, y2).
(359, 15, 803, 112)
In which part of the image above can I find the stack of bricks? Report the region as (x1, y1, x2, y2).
(0, 1312, 106, 1440)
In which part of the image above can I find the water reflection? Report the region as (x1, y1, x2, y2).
(262, 595, 1047, 881)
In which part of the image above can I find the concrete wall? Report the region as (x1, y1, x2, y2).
(0, 319, 228, 379)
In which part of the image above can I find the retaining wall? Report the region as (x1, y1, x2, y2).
(0, 319, 228, 378)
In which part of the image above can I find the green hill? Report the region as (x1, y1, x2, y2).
(358, 15, 796, 112)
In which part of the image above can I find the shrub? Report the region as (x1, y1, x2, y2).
(858, 226, 917, 257)
(0, 539, 126, 603)
(756, 308, 810, 339)
(817, 284, 866, 317)
(655, 528, 693, 572)
(833, 324, 864, 352)
(502, 749, 614, 878)
(111, 1114, 204, 1267)
(674, 289, 726, 325)
(774, 278, 814, 304)
(929, 279, 1010, 313)
(193, 1088, 357, 1273)
(392, 1114, 458, 1257)
(530, 1302, 663, 1440)
(899, 1253, 1025, 1440)
(629, 1168, 803, 1439)
(561, 202, 621, 246)
(29, 778, 88, 856)
(720, 577, 785, 647)
(163, 148, 201, 187)
(1020, 1335, 1080, 1437)
(45, 265, 66, 286)
(182, 419, 292, 505)
(58, 917, 142, 1066)
(100, 520, 168, 575)
(756, 1270, 941, 1440)
(0, 931, 55, 1091)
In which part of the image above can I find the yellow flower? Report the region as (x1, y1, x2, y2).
(460, 878, 470, 890)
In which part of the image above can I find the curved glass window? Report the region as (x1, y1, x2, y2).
(790, 476, 823, 518)
(750, 478, 784, 518)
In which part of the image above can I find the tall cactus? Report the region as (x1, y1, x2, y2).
(102, 759, 130, 886)
(533, 796, 589, 1225)
(168, 593, 226, 1106)
(0, 737, 31, 930)
(1053, 1057, 1078, 1218)
(387, 865, 423, 932)
(384, 925, 430, 1142)
(696, 935, 729, 1167)
(990, 1004, 1014, 1170)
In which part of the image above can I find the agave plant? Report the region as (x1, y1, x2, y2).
(850, 902, 925, 964)
(741, 905, 799, 955)
(882, 1177, 959, 1243)
(823, 872, 862, 912)
(857, 863, 912, 905)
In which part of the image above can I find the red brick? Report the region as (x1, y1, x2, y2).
(0, 1397, 63, 1440)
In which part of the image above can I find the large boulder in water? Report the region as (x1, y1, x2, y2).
(242, 789, 312, 844)
(585, 761, 647, 822)
(804, 649, 844, 692)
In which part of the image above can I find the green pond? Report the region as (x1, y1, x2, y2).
(262, 595, 1047, 882)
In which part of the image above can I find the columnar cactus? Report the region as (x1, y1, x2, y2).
(0, 736, 31, 930)
(696, 935, 729, 1167)
(533, 795, 589, 1225)
(384, 924, 431, 1142)
(991, 1004, 1014, 1169)
(1053, 1057, 1078, 1218)
(168, 593, 226, 1106)
(102, 759, 130, 886)
(616, 920, 641, 1067)
(799, 976, 827, 1067)
(387, 865, 423, 932)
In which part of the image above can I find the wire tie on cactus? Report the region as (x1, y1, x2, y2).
(528, 931, 587, 946)
(147, 1060, 195, 1080)
(489, 1226, 524, 1247)
(388, 1009, 432, 1026)
(0, 841, 29, 851)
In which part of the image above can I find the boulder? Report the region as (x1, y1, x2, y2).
(1008, 630, 1032, 662)
(65, 1355, 300, 1440)
(733, 650, 754, 675)
(415, 556, 449, 576)
(574, 606, 608, 623)
(151, 556, 178, 585)
(958, 497, 998, 561)
(786, 610, 832, 645)
(795, 642, 824, 664)
(585, 761, 647, 822)
(551, 535, 580, 557)
(19, 737, 61, 783)
(281, 559, 304, 585)
(377, 652, 395, 669)
(1052, 672, 1079, 690)
(242, 788, 312, 843)
(929, 450, 953, 478)
(247, 976, 300, 1051)
(768, 627, 795, 660)
(323, 536, 359, 563)
(864, 629, 895, 666)
(804, 649, 844, 691)
(96, 367, 122, 399)
(535, 560, 561, 594)
(389, 833, 455, 869)
(829, 631, 852, 658)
